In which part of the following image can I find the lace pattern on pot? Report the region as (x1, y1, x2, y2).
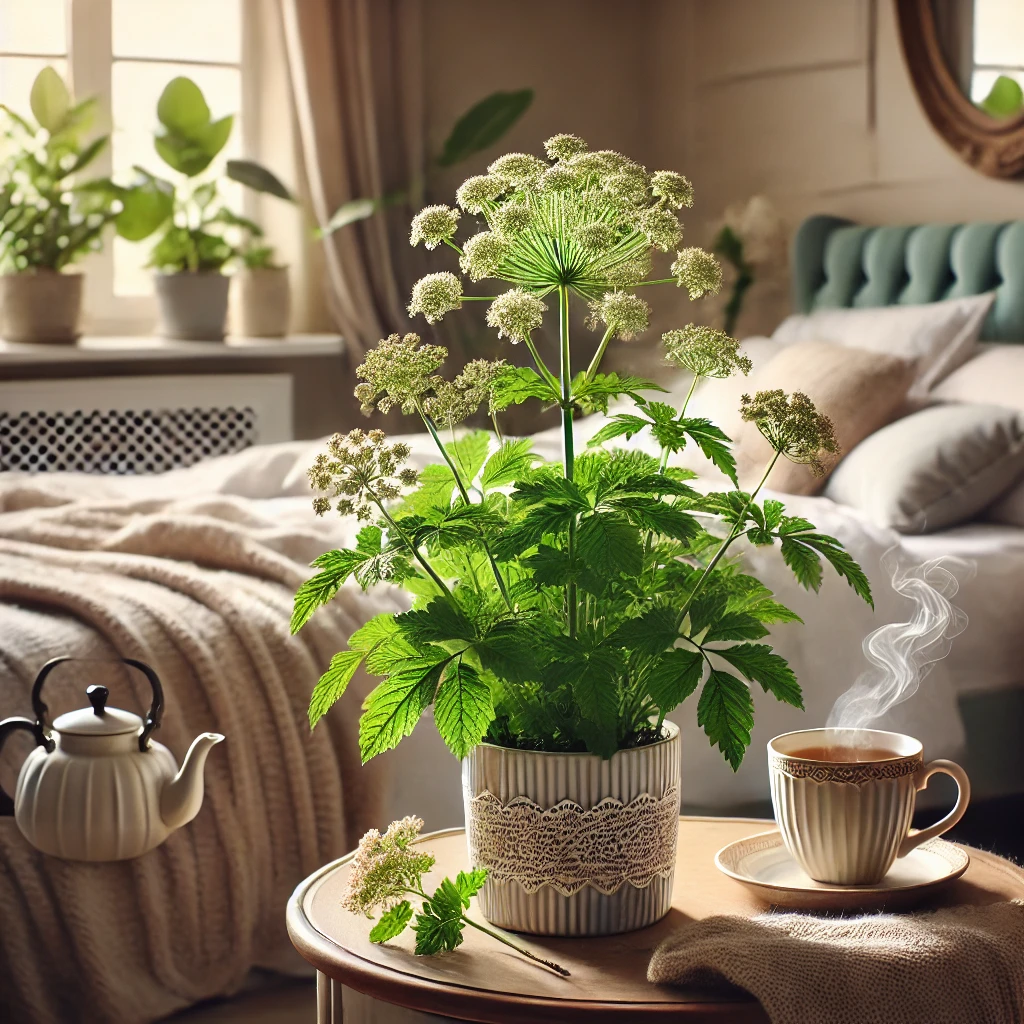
(468, 786, 680, 896)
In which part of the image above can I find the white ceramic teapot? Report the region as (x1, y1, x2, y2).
(0, 657, 224, 861)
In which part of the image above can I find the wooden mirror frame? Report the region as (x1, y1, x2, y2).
(896, 0, 1024, 178)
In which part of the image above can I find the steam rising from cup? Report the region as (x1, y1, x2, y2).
(827, 552, 971, 733)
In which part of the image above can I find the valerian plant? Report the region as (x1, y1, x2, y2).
(293, 134, 872, 771)
(341, 816, 569, 974)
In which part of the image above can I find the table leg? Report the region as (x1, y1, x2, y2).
(316, 971, 341, 1023)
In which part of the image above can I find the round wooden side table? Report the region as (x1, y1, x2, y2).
(287, 815, 1024, 1024)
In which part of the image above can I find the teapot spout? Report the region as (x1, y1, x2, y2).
(160, 732, 224, 831)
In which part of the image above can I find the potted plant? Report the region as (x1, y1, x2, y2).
(117, 77, 292, 341)
(230, 237, 290, 338)
(0, 67, 118, 343)
(293, 135, 873, 937)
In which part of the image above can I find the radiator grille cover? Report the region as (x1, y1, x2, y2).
(0, 407, 257, 473)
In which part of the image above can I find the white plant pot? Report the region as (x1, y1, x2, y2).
(462, 722, 681, 936)
(154, 271, 229, 341)
(0, 270, 82, 344)
(230, 266, 291, 337)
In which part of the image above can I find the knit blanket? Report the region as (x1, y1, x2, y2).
(0, 481, 397, 1024)
(649, 900, 1024, 1024)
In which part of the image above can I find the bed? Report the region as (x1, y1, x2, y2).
(1, 216, 1023, 1021)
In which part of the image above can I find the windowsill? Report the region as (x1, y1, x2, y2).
(0, 333, 345, 366)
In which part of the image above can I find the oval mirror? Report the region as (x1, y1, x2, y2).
(897, 0, 1024, 177)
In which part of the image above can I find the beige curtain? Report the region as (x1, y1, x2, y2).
(280, 0, 424, 358)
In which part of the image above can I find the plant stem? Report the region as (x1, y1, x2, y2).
(461, 915, 570, 977)
(522, 333, 561, 394)
(584, 326, 614, 383)
(559, 285, 578, 639)
(491, 410, 504, 442)
(658, 373, 700, 473)
(632, 277, 677, 288)
(417, 407, 513, 611)
(370, 493, 452, 599)
(678, 450, 780, 623)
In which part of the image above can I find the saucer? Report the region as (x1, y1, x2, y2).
(714, 829, 970, 911)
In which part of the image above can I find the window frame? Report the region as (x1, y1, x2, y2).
(63, 0, 250, 333)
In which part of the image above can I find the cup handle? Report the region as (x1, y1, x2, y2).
(897, 759, 971, 858)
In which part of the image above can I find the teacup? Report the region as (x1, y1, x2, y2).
(768, 727, 970, 885)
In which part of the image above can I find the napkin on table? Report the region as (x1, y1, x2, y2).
(648, 899, 1024, 1024)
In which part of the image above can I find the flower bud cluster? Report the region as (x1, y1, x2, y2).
(662, 325, 752, 379)
(740, 389, 840, 476)
(354, 333, 447, 415)
(485, 288, 547, 343)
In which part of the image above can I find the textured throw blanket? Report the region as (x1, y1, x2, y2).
(0, 482, 398, 1024)
(648, 900, 1024, 1024)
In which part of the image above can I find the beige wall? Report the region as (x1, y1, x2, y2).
(421, 0, 1024, 340)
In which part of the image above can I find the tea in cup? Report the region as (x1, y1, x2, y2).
(768, 727, 970, 885)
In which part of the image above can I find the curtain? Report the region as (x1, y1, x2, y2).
(280, 0, 424, 359)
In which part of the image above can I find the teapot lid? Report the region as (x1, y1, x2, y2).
(52, 685, 143, 737)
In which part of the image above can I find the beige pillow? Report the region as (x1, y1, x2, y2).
(930, 344, 1024, 414)
(734, 340, 915, 495)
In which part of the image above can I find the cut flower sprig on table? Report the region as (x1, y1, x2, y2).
(293, 134, 872, 771)
(342, 816, 569, 975)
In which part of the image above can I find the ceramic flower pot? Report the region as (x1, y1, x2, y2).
(154, 271, 230, 341)
(462, 721, 681, 936)
(0, 270, 83, 344)
(230, 266, 291, 338)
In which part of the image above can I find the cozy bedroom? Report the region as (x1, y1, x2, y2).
(1, 1, 1023, 1022)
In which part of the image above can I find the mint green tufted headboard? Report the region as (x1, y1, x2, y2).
(792, 215, 1024, 342)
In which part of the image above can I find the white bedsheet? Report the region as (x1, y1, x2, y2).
(4, 408, 1022, 811)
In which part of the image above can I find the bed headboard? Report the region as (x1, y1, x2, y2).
(791, 215, 1024, 343)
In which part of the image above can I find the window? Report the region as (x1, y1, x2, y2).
(971, 0, 1024, 104)
(0, 0, 246, 332)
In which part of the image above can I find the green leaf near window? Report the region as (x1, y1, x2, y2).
(436, 89, 534, 167)
(157, 76, 211, 135)
(115, 173, 174, 241)
(979, 74, 1024, 119)
(226, 159, 295, 201)
(29, 66, 69, 133)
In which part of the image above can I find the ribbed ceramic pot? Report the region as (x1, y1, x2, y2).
(463, 722, 680, 936)
(0, 270, 82, 343)
(154, 271, 229, 341)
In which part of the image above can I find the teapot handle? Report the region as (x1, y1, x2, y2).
(28, 656, 166, 753)
(0, 718, 44, 816)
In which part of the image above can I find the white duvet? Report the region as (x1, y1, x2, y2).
(5, 395, 1023, 814)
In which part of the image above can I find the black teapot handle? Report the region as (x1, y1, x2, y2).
(0, 718, 41, 816)
(26, 656, 165, 754)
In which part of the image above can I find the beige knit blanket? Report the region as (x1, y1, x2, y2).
(649, 900, 1024, 1024)
(0, 481, 398, 1024)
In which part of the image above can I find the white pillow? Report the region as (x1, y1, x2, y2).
(772, 293, 995, 399)
(931, 343, 1024, 413)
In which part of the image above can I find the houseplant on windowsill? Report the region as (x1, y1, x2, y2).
(229, 238, 290, 338)
(293, 135, 873, 937)
(0, 67, 118, 343)
(117, 77, 293, 341)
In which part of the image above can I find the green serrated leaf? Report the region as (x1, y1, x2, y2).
(434, 661, 494, 759)
(577, 514, 643, 578)
(680, 418, 737, 485)
(586, 415, 650, 447)
(646, 648, 704, 714)
(481, 438, 537, 490)
(610, 606, 680, 655)
(309, 650, 365, 728)
(697, 669, 754, 771)
(455, 868, 488, 905)
(490, 365, 560, 410)
(369, 900, 413, 943)
(572, 373, 664, 414)
(605, 496, 700, 543)
(436, 89, 533, 167)
(413, 878, 466, 955)
(570, 648, 620, 757)
(799, 534, 874, 607)
(780, 535, 824, 593)
(395, 596, 477, 646)
(359, 657, 449, 762)
(713, 643, 803, 709)
(444, 431, 491, 484)
(704, 612, 769, 642)
(291, 549, 364, 633)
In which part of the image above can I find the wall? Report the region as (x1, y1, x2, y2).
(421, 0, 1024, 341)
(652, 0, 1024, 335)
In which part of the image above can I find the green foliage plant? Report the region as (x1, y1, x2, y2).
(0, 67, 119, 272)
(114, 77, 292, 273)
(341, 815, 569, 974)
(293, 134, 873, 772)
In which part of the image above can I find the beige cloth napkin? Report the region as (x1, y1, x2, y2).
(649, 899, 1024, 1024)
